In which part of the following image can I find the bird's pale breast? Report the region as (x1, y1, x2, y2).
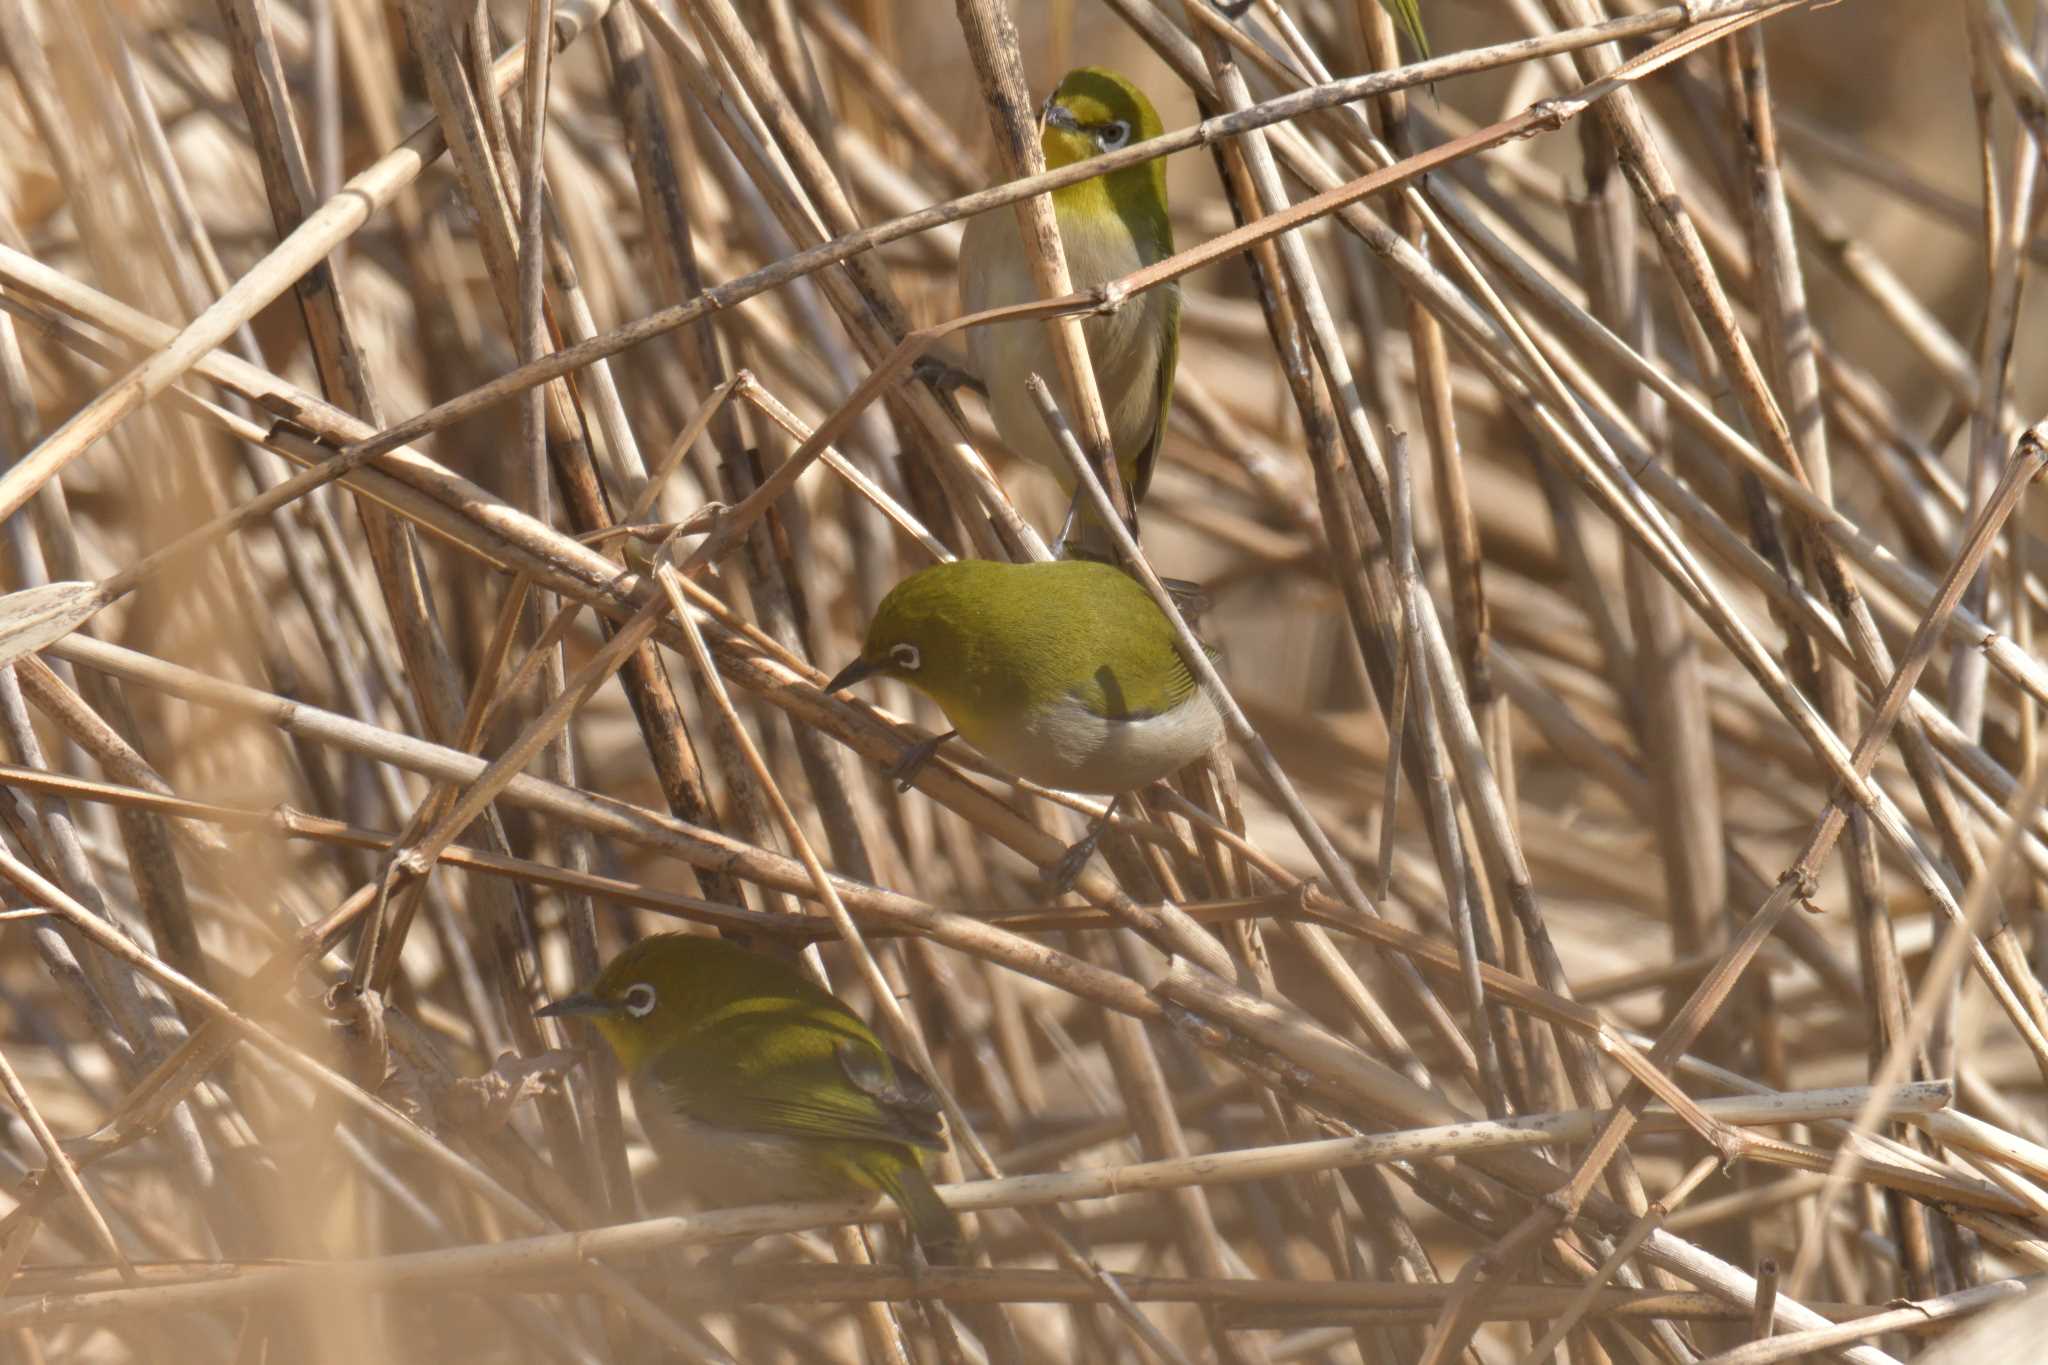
(630, 1074, 861, 1208)
(959, 202, 1173, 484)
(958, 686, 1223, 794)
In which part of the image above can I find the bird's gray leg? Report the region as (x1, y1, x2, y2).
(694, 1236, 755, 1281)
(885, 729, 957, 791)
(1049, 490, 1085, 560)
(1042, 794, 1119, 896)
(911, 354, 986, 398)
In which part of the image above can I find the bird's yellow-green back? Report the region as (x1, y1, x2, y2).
(851, 560, 1203, 725)
(555, 934, 961, 1258)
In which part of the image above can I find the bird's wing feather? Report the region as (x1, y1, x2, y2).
(1387, 0, 1430, 59)
(647, 1003, 944, 1149)
(1131, 280, 1181, 503)
(1072, 637, 1216, 721)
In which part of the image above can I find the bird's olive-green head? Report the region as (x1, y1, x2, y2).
(1041, 67, 1163, 168)
(537, 933, 828, 1075)
(536, 933, 704, 1072)
(1040, 68, 1169, 229)
(824, 561, 1011, 709)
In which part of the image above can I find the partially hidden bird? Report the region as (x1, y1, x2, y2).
(1215, 1, 1425, 58)
(538, 933, 961, 1262)
(958, 66, 1179, 553)
(825, 558, 1223, 888)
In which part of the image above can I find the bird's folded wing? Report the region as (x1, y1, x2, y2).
(1075, 640, 1217, 721)
(1132, 280, 1180, 504)
(649, 1011, 944, 1149)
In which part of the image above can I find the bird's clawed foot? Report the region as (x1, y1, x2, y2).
(885, 730, 957, 792)
(1039, 797, 1118, 897)
(694, 1238, 753, 1285)
(912, 355, 986, 400)
(1050, 491, 1085, 560)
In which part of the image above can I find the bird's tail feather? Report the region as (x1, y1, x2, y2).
(877, 1155, 1030, 1361)
(878, 1157, 962, 1265)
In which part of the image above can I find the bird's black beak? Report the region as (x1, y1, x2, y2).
(825, 657, 880, 693)
(536, 992, 617, 1020)
(1042, 97, 1080, 135)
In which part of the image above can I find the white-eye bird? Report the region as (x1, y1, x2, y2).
(538, 934, 961, 1261)
(825, 559, 1223, 888)
(958, 67, 1179, 552)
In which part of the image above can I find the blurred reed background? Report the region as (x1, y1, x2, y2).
(0, 0, 2046, 1361)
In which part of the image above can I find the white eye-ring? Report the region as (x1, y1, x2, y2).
(890, 643, 922, 671)
(1097, 120, 1131, 150)
(622, 982, 658, 1017)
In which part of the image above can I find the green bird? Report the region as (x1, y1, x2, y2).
(958, 67, 1180, 553)
(826, 559, 1223, 888)
(539, 934, 961, 1262)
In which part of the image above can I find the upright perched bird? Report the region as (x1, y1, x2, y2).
(958, 67, 1179, 551)
(539, 934, 960, 1262)
(826, 559, 1223, 887)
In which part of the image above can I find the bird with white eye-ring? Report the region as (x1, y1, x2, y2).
(537, 934, 965, 1266)
(827, 558, 1225, 893)
(957, 66, 1179, 557)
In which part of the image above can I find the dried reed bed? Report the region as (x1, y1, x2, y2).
(0, 0, 2045, 1360)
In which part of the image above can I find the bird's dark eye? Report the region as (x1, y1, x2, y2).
(622, 982, 657, 1017)
(891, 643, 922, 671)
(1096, 120, 1131, 150)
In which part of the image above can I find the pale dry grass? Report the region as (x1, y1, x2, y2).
(0, 1, 2044, 1362)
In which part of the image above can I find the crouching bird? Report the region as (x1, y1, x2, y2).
(539, 934, 960, 1263)
(826, 558, 1224, 890)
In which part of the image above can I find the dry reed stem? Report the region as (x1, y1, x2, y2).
(1, 1, 2046, 1362)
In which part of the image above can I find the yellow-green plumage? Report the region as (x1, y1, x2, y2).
(830, 559, 1222, 796)
(540, 935, 960, 1261)
(958, 68, 1179, 542)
